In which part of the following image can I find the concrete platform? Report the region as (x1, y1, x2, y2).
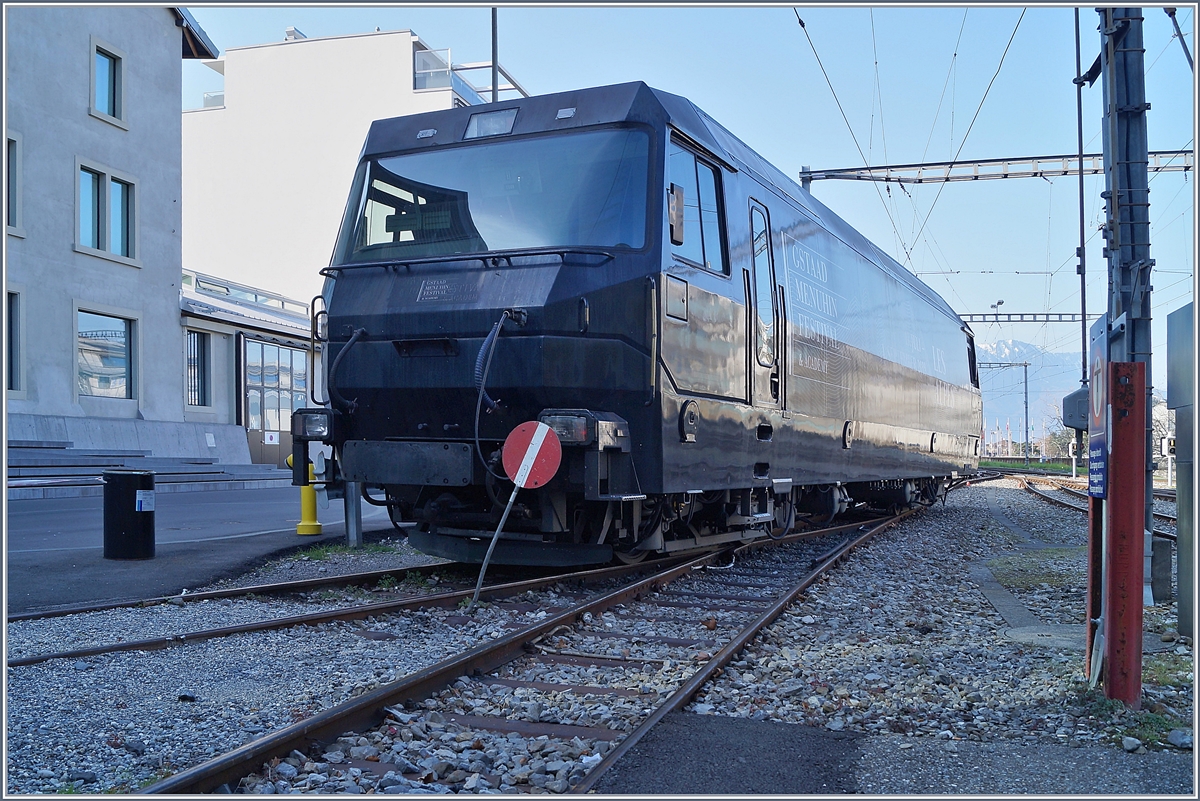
(5, 487, 394, 614)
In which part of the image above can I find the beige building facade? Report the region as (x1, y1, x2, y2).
(182, 26, 526, 302)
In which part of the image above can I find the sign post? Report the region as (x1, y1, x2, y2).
(1085, 316, 1107, 686)
(469, 422, 562, 608)
(1087, 316, 1109, 499)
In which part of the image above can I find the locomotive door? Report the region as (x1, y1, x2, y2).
(749, 203, 780, 408)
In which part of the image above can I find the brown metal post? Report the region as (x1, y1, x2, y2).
(1103, 361, 1145, 707)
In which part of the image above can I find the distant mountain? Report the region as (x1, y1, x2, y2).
(975, 340, 1084, 445)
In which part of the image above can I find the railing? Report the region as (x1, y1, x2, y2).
(183, 271, 308, 317)
(414, 48, 451, 90)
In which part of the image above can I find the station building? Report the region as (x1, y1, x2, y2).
(5, 12, 525, 472)
(3, 7, 253, 464)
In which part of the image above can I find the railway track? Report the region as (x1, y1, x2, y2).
(5, 562, 457, 623)
(1018, 472, 1177, 502)
(135, 512, 906, 794)
(5, 559, 686, 668)
(1017, 478, 1177, 541)
(1046, 481, 1177, 524)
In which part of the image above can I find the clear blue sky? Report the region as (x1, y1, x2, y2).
(182, 5, 1196, 396)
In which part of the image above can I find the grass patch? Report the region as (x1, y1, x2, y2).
(312, 587, 374, 603)
(980, 460, 1074, 474)
(1144, 652, 1193, 688)
(294, 543, 396, 561)
(1126, 711, 1182, 746)
(986, 548, 1086, 590)
(1069, 685, 1189, 747)
(402, 570, 445, 588)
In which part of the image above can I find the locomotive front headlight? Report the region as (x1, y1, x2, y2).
(291, 408, 334, 442)
(540, 413, 592, 445)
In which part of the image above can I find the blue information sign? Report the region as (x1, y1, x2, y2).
(1087, 316, 1108, 497)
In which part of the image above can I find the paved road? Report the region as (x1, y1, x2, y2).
(5, 488, 393, 614)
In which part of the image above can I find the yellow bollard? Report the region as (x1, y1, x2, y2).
(287, 454, 323, 536)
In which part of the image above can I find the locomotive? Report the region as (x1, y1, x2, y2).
(291, 82, 983, 566)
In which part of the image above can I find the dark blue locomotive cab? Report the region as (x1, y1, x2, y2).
(297, 82, 983, 566)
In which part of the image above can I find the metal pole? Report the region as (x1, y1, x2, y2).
(1165, 7, 1194, 71)
(344, 481, 362, 548)
(1074, 9, 1089, 465)
(1023, 362, 1030, 468)
(491, 8, 498, 104)
(1099, 7, 1158, 599)
(1097, 7, 1158, 699)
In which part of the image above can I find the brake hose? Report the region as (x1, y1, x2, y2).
(474, 311, 510, 413)
(329, 327, 366, 414)
(474, 310, 513, 480)
(768, 497, 796, 541)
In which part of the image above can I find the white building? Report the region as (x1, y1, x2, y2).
(2, 7, 267, 462)
(182, 26, 527, 302)
(179, 269, 322, 466)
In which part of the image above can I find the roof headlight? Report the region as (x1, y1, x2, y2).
(464, 108, 518, 139)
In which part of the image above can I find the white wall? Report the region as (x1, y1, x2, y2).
(182, 30, 460, 301)
(5, 6, 186, 423)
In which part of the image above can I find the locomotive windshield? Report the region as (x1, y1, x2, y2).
(333, 128, 650, 264)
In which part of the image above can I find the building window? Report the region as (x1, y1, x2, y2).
(75, 159, 138, 265)
(79, 168, 101, 249)
(89, 37, 126, 128)
(95, 50, 117, 115)
(6, 133, 23, 235)
(668, 140, 727, 275)
(187, 330, 210, 406)
(7, 292, 19, 391)
(243, 339, 308, 431)
(78, 310, 134, 398)
(109, 178, 131, 257)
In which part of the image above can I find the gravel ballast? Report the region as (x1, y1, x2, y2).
(673, 479, 1192, 794)
(5, 479, 1193, 794)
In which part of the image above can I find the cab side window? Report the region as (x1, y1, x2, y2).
(751, 207, 776, 367)
(669, 140, 727, 275)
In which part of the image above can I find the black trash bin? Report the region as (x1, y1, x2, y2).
(103, 470, 155, 559)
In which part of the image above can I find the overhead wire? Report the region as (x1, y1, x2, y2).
(1037, 176, 1055, 351)
(1146, 7, 1193, 74)
(920, 9, 969, 164)
(1149, 138, 1194, 184)
(792, 8, 914, 265)
(868, 9, 904, 240)
(908, 8, 1027, 254)
(909, 10, 969, 260)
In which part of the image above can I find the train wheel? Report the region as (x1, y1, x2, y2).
(614, 547, 647, 564)
(386, 494, 412, 536)
(387, 504, 407, 535)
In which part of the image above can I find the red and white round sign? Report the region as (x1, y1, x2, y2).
(502, 421, 562, 489)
